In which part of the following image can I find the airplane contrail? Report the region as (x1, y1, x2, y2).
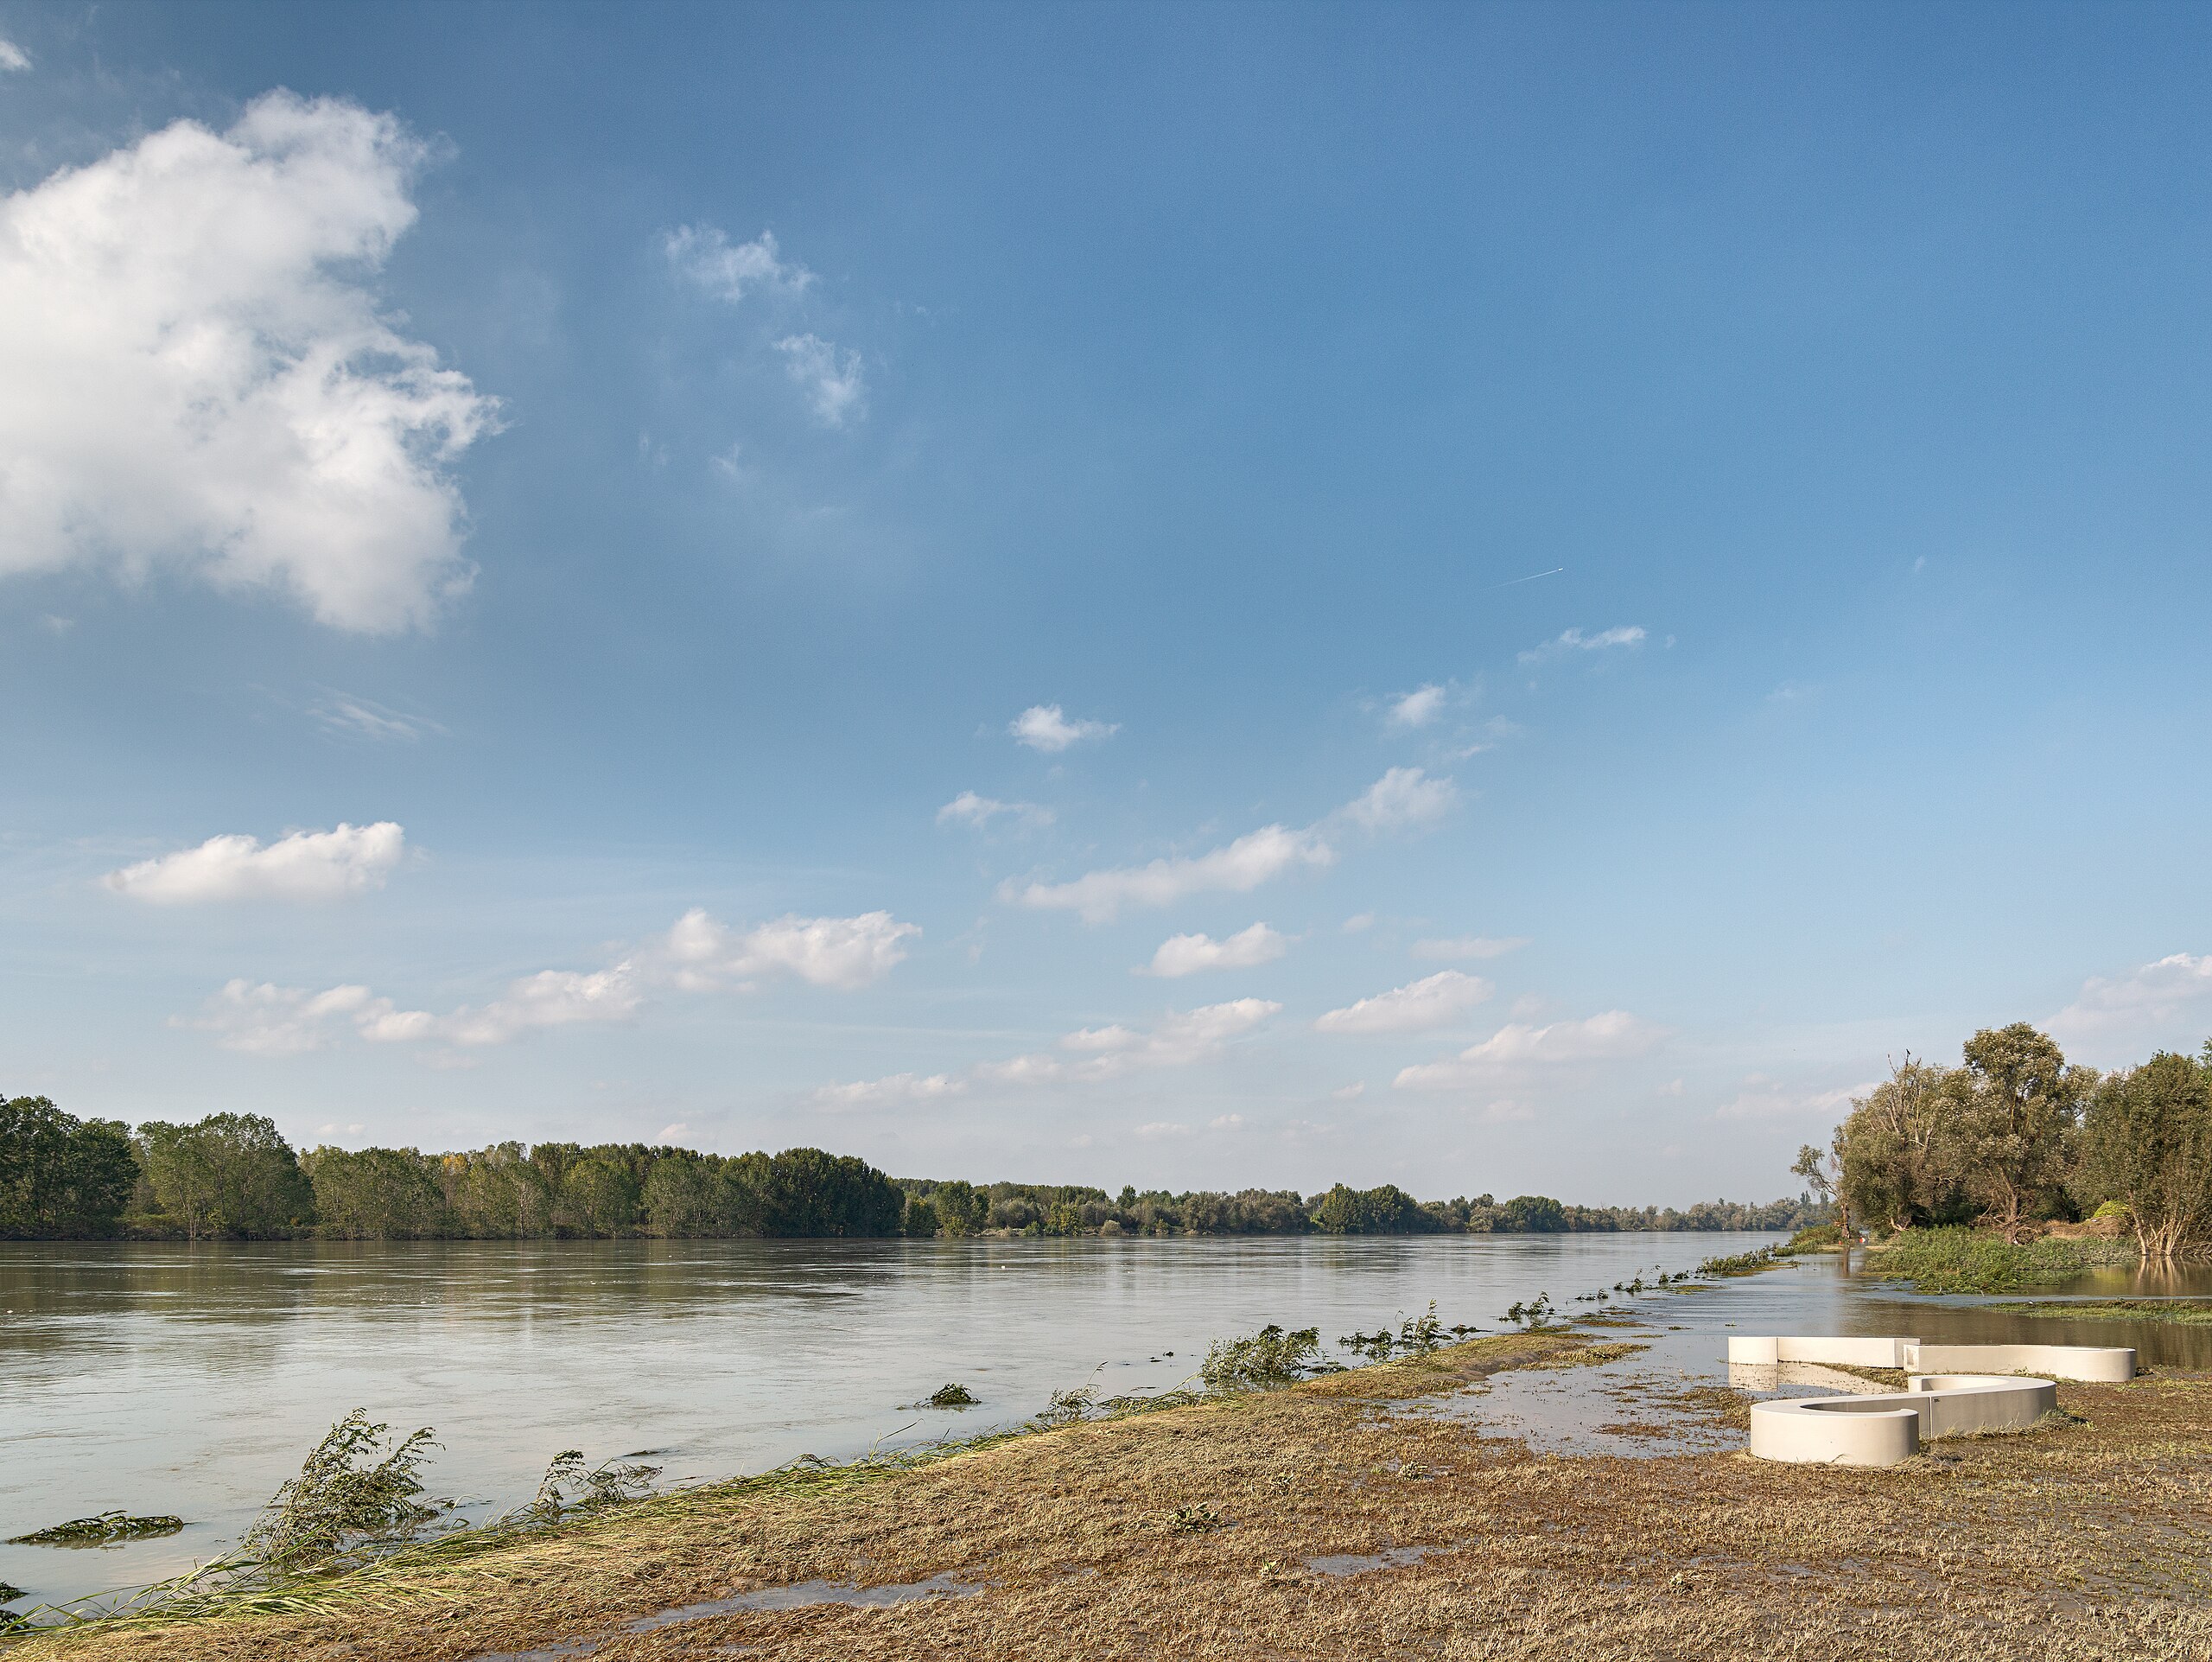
(1488, 566, 1564, 589)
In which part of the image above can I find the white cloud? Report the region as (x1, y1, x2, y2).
(1387, 684, 1446, 728)
(1134, 1121, 1192, 1140)
(0, 37, 29, 72)
(658, 907, 919, 991)
(188, 906, 915, 1056)
(1394, 1011, 1667, 1090)
(1009, 703, 1118, 753)
(1518, 625, 1646, 665)
(1209, 1113, 1246, 1130)
(1411, 934, 1529, 961)
(974, 998, 1281, 1086)
(0, 93, 499, 633)
(1712, 1077, 1874, 1122)
(1140, 923, 1288, 978)
(105, 822, 405, 904)
(656, 1124, 690, 1143)
(937, 791, 1053, 831)
(311, 693, 443, 743)
(775, 333, 866, 428)
(813, 1072, 967, 1110)
(1480, 1098, 1535, 1123)
(1332, 1082, 1365, 1100)
(1344, 766, 1456, 831)
(1343, 912, 1376, 933)
(663, 225, 813, 304)
(2050, 952, 2212, 1043)
(182, 979, 377, 1055)
(1007, 825, 1332, 923)
(1315, 969, 1493, 1035)
(367, 964, 645, 1048)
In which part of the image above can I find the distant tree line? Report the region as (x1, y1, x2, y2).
(1808, 1023, 2212, 1262)
(2, 1095, 1822, 1243)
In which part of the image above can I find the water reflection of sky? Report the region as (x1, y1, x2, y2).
(2, 1238, 2206, 1609)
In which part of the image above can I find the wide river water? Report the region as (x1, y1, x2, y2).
(4, 1232, 2207, 1610)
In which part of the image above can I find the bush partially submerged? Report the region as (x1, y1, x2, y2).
(1339, 1302, 1474, 1360)
(927, 1383, 978, 1408)
(1200, 1325, 1327, 1391)
(525, 1449, 660, 1521)
(240, 1412, 444, 1575)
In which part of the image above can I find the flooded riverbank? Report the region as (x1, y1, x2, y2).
(5, 1234, 2209, 1614)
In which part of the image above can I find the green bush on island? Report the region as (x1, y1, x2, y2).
(1861, 1226, 2101, 1295)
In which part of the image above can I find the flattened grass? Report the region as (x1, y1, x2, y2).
(11, 1329, 2212, 1662)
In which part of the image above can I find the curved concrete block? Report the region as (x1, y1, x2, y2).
(1902, 1342, 2133, 1383)
(1746, 1371, 2059, 1466)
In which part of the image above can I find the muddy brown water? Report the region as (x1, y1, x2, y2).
(3, 1235, 2206, 1613)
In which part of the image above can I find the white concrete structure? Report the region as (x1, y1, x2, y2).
(1726, 1335, 1916, 1368)
(1728, 1335, 2133, 1383)
(1902, 1341, 2134, 1383)
(1747, 1374, 2059, 1466)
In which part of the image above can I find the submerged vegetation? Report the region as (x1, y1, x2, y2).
(1861, 1226, 2131, 1295)
(6, 1517, 182, 1549)
(1990, 1298, 2212, 1327)
(925, 1383, 979, 1408)
(2, 1094, 1824, 1243)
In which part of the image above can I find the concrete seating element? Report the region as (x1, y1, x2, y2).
(1901, 1341, 2133, 1383)
(1748, 1373, 2059, 1466)
(1728, 1335, 2133, 1383)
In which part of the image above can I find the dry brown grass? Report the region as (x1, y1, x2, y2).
(13, 1331, 2212, 1662)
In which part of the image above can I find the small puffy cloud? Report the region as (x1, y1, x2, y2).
(371, 965, 643, 1048)
(1007, 825, 1333, 923)
(937, 791, 1053, 831)
(1209, 1113, 1246, 1130)
(1344, 766, 1456, 831)
(1394, 1011, 1667, 1090)
(775, 333, 866, 428)
(663, 225, 813, 303)
(1134, 1121, 1192, 1140)
(1411, 934, 1529, 961)
(1518, 625, 1646, 665)
(1315, 969, 1492, 1035)
(1332, 1082, 1366, 1100)
(106, 823, 405, 904)
(182, 980, 377, 1055)
(975, 998, 1281, 1086)
(1141, 923, 1288, 978)
(1009, 703, 1118, 753)
(1480, 1099, 1535, 1123)
(813, 1072, 967, 1110)
(658, 907, 918, 991)
(0, 38, 28, 72)
(656, 1124, 690, 1143)
(0, 93, 499, 632)
(2050, 952, 2212, 1045)
(1387, 684, 1446, 728)
(1343, 912, 1376, 933)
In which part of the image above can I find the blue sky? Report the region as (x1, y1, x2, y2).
(3, 2, 2209, 1202)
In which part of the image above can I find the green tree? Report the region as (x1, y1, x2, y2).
(1310, 1182, 1439, 1234)
(0, 1096, 138, 1239)
(560, 1157, 641, 1237)
(1948, 1024, 2092, 1230)
(1497, 1194, 1567, 1232)
(304, 1147, 448, 1239)
(1834, 1055, 1966, 1233)
(441, 1143, 556, 1238)
(759, 1148, 904, 1236)
(929, 1180, 986, 1237)
(2076, 1048, 2212, 1264)
(136, 1113, 314, 1238)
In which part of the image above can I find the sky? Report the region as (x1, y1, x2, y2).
(2, 1, 2209, 1205)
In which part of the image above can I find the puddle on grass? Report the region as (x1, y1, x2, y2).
(464, 1572, 983, 1662)
(1304, 1544, 1442, 1577)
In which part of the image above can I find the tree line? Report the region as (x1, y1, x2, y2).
(1, 1094, 1820, 1242)
(1803, 1022, 2212, 1263)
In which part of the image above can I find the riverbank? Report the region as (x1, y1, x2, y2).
(12, 1326, 2211, 1662)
